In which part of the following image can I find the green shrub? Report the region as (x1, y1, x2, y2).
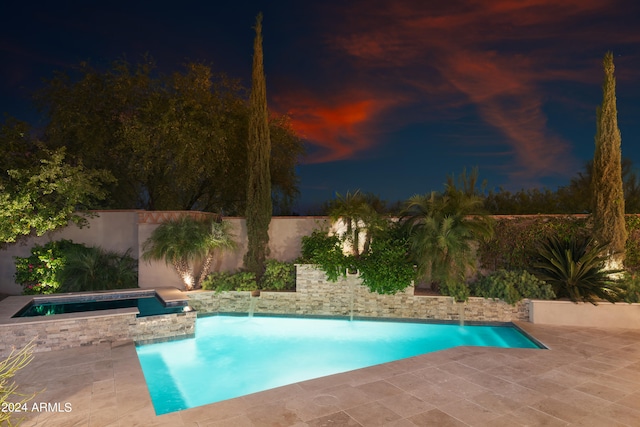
(58, 246, 138, 292)
(472, 269, 555, 304)
(624, 216, 640, 273)
(478, 216, 589, 272)
(617, 272, 640, 303)
(357, 225, 415, 295)
(202, 271, 257, 292)
(260, 260, 295, 291)
(14, 240, 86, 295)
(300, 229, 347, 281)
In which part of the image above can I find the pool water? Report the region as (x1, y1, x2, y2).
(13, 294, 185, 317)
(136, 316, 542, 414)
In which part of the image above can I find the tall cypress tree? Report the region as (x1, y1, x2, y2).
(591, 51, 626, 268)
(244, 13, 272, 278)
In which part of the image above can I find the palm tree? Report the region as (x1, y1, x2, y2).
(196, 220, 236, 288)
(328, 190, 385, 259)
(59, 246, 137, 292)
(401, 173, 493, 300)
(142, 215, 235, 290)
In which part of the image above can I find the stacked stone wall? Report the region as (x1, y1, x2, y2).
(131, 311, 196, 343)
(0, 311, 197, 356)
(0, 313, 136, 355)
(187, 264, 529, 322)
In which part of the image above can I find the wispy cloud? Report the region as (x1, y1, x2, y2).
(276, 0, 637, 184)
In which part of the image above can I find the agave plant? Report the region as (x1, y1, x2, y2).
(142, 215, 235, 290)
(532, 235, 622, 304)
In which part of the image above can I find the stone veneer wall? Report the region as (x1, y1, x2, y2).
(187, 264, 529, 322)
(0, 311, 196, 356)
(132, 311, 196, 343)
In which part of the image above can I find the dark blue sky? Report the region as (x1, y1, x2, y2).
(2, 0, 639, 212)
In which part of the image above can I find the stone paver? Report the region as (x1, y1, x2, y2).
(6, 322, 640, 426)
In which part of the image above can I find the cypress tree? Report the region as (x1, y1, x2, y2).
(244, 13, 272, 278)
(591, 51, 626, 268)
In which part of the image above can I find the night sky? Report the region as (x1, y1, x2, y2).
(2, 0, 639, 212)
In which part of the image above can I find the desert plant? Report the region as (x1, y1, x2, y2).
(472, 269, 555, 305)
(260, 260, 295, 291)
(1, 340, 37, 427)
(58, 246, 138, 292)
(532, 235, 622, 304)
(142, 216, 235, 290)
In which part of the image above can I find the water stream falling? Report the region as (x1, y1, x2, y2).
(349, 278, 355, 321)
(248, 296, 258, 318)
(458, 302, 465, 327)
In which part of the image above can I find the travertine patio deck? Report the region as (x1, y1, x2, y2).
(10, 321, 640, 426)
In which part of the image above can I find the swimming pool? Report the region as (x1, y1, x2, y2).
(136, 315, 543, 414)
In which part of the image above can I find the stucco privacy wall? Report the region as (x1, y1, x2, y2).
(188, 264, 530, 322)
(0, 211, 328, 295)
(0, 211, 138, 295)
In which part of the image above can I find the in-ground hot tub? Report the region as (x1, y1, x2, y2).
(12, 289, 188, 318)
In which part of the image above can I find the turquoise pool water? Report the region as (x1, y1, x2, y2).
(136, 315, 542, 415)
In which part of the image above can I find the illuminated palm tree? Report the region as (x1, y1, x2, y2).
(328, 190, 385, 259)
(142, 215, 235, 290)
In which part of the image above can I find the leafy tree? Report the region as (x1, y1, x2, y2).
(591, 51, 626, 268)
(484, 187, 563, 214)
(0, 142, 113, 244)
(244, 13, 272, 279)
(37, 57, 302, 214)
(142, 216, 235, 290)
(556, 158, 640, 214)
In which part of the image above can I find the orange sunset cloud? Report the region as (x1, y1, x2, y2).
(276, 0, 633, 184)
